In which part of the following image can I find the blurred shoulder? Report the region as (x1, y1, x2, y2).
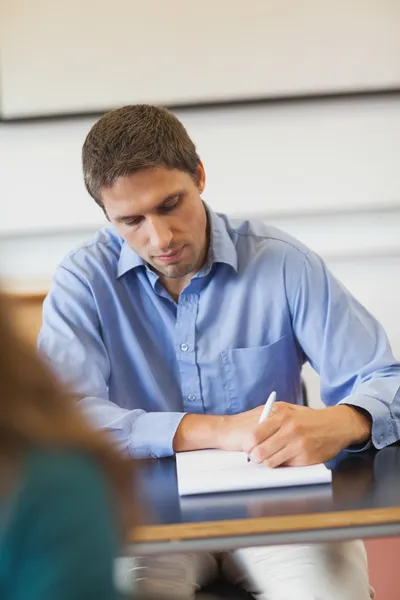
(57, 227, 124, 281)
(55, 227, 124, 285)
(222, 213, 311, 262)
(23, 448, 110, 511)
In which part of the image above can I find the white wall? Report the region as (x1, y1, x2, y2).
(2, 0, 400, 117)
(1, 96, 400, 235)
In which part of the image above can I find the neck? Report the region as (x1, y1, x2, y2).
(160, 274, 192, 302)
(161, 223, 211, 302)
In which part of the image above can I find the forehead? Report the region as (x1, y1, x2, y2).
(101, 167, 193, 211)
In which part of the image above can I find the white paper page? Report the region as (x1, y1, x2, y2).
(176, 449, 332, 496)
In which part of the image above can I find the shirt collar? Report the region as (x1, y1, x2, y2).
(206, 206, 238, 273)
(117, 238, 145, 278)
(116, 204, 237, 279)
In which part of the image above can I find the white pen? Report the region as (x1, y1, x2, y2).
(247, 390, 277, 462)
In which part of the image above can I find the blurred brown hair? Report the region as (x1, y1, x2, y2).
(82, 104, 200, 207)
(0, 292, 136, 538)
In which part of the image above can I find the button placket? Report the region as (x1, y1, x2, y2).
(175, 294, 203, 412)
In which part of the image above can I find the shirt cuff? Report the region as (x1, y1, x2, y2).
(339, 393, 397, 451)
(130, 411, 187, 458)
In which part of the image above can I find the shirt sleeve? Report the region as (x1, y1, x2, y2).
(38, 265, 185, 458)
(288, 249, 400, 450)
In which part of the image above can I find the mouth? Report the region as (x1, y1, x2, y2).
(154, 245, 185, 264)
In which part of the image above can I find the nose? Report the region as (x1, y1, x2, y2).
(147, 216, 173, 251)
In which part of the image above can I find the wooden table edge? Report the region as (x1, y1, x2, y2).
(132, 506, 400, 543)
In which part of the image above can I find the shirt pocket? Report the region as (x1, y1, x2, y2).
(220, 333, 301, 413)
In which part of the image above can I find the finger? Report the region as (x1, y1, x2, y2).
(264, 442, 322, 467)
(249, 426, 291, 463)
(269, 401, 291, 416)
(243, 414, 282, 454)
(257, 402, 295, 437)
(262, 443, 298, 468)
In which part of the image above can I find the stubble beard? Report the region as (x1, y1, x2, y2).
(153, 259, 197, 279)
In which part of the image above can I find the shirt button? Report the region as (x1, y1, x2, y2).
(180, 343, 189, 352)
(379, 434, 384, 442)
(187, 394, 196, 402)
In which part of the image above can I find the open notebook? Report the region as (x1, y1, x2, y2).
(176, 449, 332, 496)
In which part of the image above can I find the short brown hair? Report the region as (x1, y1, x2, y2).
(82, 104, 201, 206)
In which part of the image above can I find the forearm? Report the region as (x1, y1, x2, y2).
(84, 398, 232, 456)
(172, 413, 227, 452)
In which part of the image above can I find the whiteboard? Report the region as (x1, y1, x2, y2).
(1, 97, 399, 235)
(1, 0, 400, 118)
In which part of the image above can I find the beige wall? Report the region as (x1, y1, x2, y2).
(2, 0, 400, 117)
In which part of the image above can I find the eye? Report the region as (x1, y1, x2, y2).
(125, 216, 144, 227)
(159, 195, 182, 213)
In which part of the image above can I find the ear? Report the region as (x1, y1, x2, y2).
(196, 161, 206, 194)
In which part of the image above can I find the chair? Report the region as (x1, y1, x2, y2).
(301, 379, 308, 407)
(199, 576, 254, 598)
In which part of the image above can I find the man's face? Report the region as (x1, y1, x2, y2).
(101, 164, 208, 280)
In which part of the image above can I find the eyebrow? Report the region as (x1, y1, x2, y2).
(115, 190, 185, 223)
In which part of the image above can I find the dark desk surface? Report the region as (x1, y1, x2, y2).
(131, 446, 400, 554)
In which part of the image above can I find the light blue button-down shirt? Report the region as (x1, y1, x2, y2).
(38, 209, 400, 458)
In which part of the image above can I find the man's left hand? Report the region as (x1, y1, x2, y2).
(243, 402, 372, 467)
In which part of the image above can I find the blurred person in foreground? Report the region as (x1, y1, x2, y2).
(0, 293, 137, 600)
(36, 105, 400, 598)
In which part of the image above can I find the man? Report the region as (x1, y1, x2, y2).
(38, 105, 400, 599)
